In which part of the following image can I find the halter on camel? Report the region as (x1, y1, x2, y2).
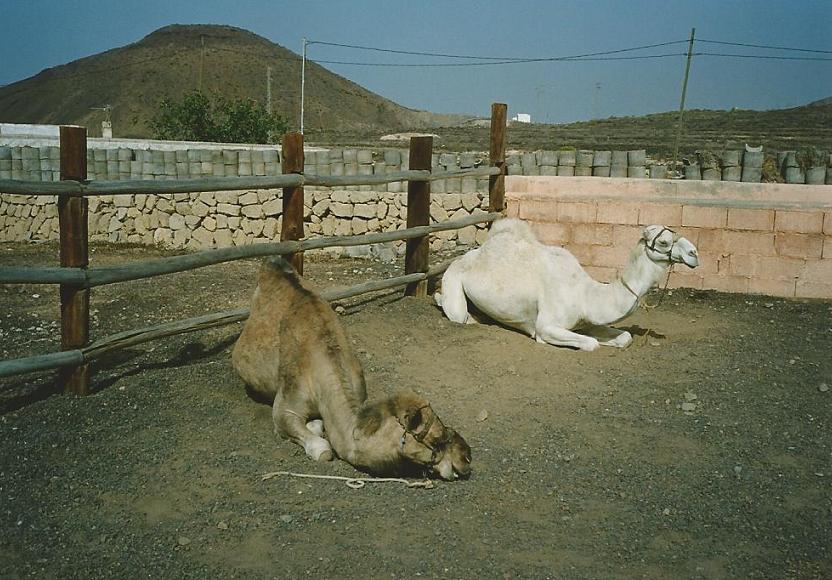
(621, 227, 679, 308)
(396, 404, 454, 467)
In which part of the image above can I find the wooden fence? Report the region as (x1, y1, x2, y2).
(0, 103, 509, 395)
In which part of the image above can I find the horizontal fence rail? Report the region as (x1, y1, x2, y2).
(0, 256, 460, 380)
(0, 212, 501, 286)
(0, 166, 500, 197)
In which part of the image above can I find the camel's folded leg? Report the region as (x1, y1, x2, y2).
(582, 325, 633, 348)
(534, 321, 600, 352)
(272, 400, 333, 462)
(306, 419, 325, 438)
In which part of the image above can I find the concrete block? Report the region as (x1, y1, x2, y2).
(748, 278, 796, 297)
(775, 209, 823, 234)
(628, 150, 647, 166)
(558, 150, 576, 166)
(557, 201, 597, 223)
(702, 274, 749, 293)
(576, 150, 593, 167)
(571, 223, 613, 246)
(775, 233, 824, 259)
(596, 201, 640, 225)
(723, 230, 776, 256)
(727, 208, 774, 231)
(682, 205, 727, 228)
(795, 280, 832, 299)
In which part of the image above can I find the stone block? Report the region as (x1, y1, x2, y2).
(557, 166, 575, 177)
(241, 205, 264, 219)
(331, 202, 353, 218)
(262, 199, 281, 216)
(353, 204, 376, 219)
(430, 203, 448, 222)
(239, 191, 259, 205)
(217, 203, 241, 216)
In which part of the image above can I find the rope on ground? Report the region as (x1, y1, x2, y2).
(261, 470, 435, 489)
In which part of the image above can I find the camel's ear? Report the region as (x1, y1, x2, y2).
(642, 225, 663, 241)
(401, 404, 426, 432)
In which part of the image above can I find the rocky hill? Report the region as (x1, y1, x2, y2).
(0, 24, 463, 138)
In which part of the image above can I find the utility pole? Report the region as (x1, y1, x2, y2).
(266, 66, 273, 143)
(300, 37, 307, 134)
(266, 66, 272, 114)
(199, 35, 205, 92)
(672, 28, 696, 177)
(592, 82, 601, 120)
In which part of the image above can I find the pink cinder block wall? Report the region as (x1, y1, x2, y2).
(505, 176, 832, 299)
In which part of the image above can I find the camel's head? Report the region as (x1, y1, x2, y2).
(397, 395, 472, 481)
(642, 225, 699, 269)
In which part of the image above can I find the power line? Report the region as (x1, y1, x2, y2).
(696, 52, 832, 62)
(698, 39, 832, 54)
(311, 53, 689, 67)
(308, 39, 689, 61)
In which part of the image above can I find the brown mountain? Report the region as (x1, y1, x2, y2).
(0, 24, 462, 139)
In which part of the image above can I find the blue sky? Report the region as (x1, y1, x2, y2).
(1, 0, 830, 123)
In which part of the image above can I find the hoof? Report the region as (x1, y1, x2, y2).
(305, 438, 333, 462)
(317, 449, 333, 462)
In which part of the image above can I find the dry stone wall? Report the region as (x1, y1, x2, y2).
(2, 142, 830, 253)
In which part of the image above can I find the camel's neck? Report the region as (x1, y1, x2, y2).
(582, 244, 668, 326)
(316, 389, 402, 470)
(316, 387, 362, 459)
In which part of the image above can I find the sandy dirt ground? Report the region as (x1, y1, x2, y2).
(1, 241, 831, 579)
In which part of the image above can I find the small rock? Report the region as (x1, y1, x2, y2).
(476, 409, 489, 423)
(216, 521, 229, 530)
(279, 514, 294, 524)
(684, 392, 698, 402)
(819, 383, 829, 393)
(662, 508, 671, 516)
(681, 402, 696, 412)
(334, 305, 346, 315)
(733, 465, 743, 476)
(177, 536, 191, 546)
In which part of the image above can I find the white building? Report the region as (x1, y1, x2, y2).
(511, 113, 532, 123)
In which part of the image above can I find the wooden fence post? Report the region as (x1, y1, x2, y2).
(404, 136, 433, 297)
(58, 126, 90, 395)
(281, 132, 305, 274)
(489, 102, 507, 213)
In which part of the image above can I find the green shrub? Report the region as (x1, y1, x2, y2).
(150, 90, 287, 144)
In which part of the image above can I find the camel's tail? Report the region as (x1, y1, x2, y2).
(435, 261, 470, 324)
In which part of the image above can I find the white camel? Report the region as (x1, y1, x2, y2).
(435, 219, 699, 352)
